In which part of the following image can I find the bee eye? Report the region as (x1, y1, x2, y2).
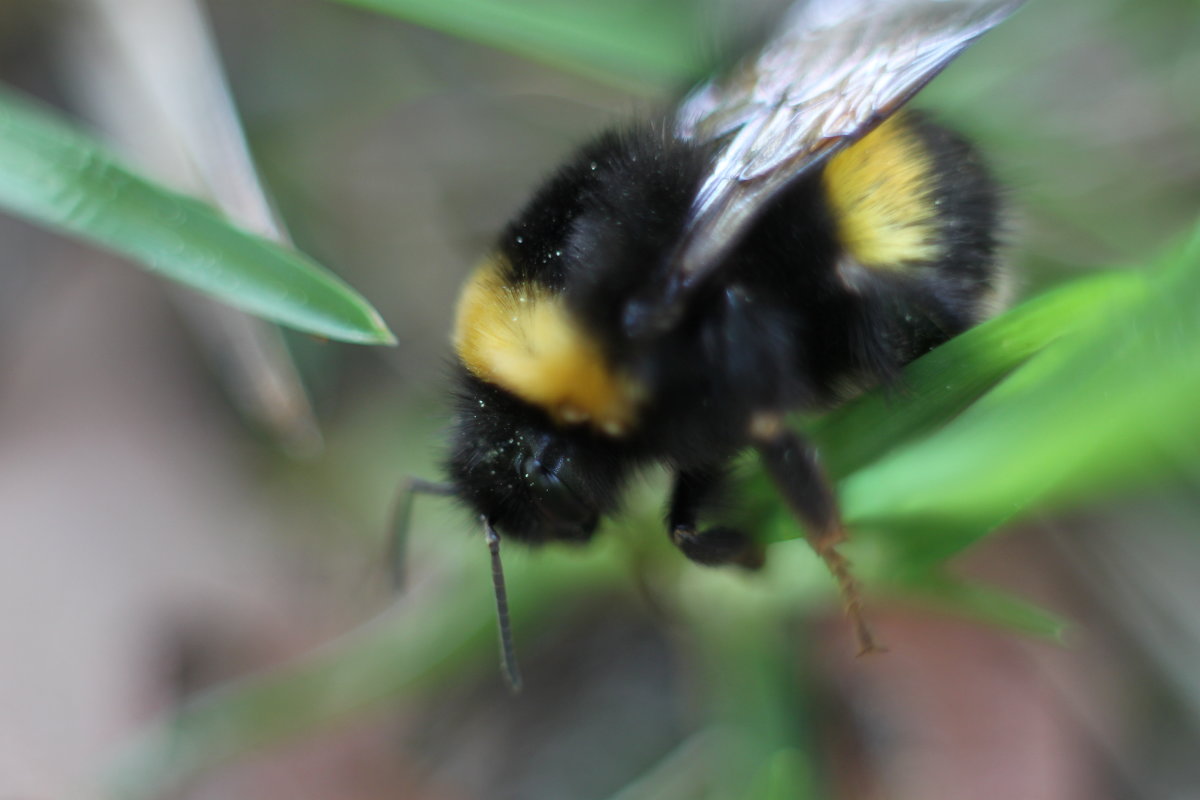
(520, 454, 594, 530)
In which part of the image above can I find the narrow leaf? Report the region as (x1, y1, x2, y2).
(330, 0, 705, 90)
(833, 223, 1200, 570)
(893, 572, 1069, 641)
(0, 86, 395, 345)
(809, 271, 1140, 478)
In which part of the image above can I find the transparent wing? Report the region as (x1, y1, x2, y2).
(625, 0, 1023, 335)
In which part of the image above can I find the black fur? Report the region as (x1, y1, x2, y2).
(446, 113, 1000, 548)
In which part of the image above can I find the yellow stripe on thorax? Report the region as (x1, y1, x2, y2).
(823, 113, 941, 269)
(453, 256, 644, 436)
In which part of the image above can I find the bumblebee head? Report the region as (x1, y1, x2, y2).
(445, 374, 630, 545)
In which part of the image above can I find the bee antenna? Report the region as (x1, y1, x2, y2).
(483, 517, 523, 693)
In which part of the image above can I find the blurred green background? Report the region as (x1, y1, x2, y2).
(0, 0, 1198, 798)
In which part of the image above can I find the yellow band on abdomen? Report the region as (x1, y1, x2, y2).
(823, 113, 941, 270)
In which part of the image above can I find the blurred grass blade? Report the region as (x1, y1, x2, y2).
(0, 85, 395, 345)
(684, 594, 821, 800)
(736, 219, 1200, 580)
(103, 543, 626, 800)
(603, 730, 724, 800)
(809, 271, 1141, 479)
(736, 272, 1143, 548)
(750, 749, 814, 800)
(893, 572, 1069, 641)
(839, 221, 1200, 569)
(329, 0, 706, 90)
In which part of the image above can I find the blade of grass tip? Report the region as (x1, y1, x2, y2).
(0, 84, 395, 345)
(892, 572, 1068, 642)
(66, 0, 325, 451)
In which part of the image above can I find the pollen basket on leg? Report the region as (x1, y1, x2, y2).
(823, 113, 942, 271)
(453, 256, 645, 436)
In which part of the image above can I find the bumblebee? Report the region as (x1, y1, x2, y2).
(401, 0, 1023, 689)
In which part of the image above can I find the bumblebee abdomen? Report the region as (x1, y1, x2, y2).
(824, 112, 943, 269)
(821, 110, 1003, 360)
(824, 111, 998, 278)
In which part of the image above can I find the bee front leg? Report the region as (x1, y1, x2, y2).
(750, 413, 881, 655)
(667, 465, 765, 570)
(388, 477, 456, 590)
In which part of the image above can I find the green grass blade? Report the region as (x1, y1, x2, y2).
(0, 86, 394, 345)
(725, 220, 1200, 582)
(808, 271, 1141, 479)
(892, 572, 1069, 641)
(752, 750, 815, 800)
(731, 272, 1144, 548)
(601, 730, 725, 800)
(713, 232, 1196, 641)
(838, 225, 1200, 570)
(329, 0, 706, 90)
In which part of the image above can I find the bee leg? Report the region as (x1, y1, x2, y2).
(750, 413, 881, 656)
(668, 466, 765, 570)
(387, 477, 456, 591)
